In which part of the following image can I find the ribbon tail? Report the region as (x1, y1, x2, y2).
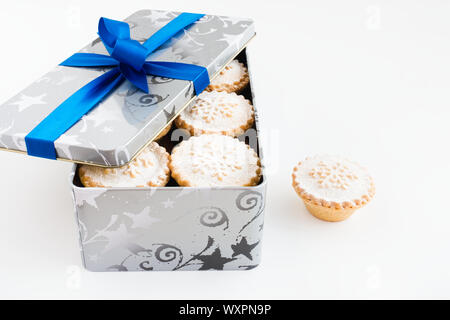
(25, 67, 124, 159)
(142, 13, 204, 54)
(143, 61, 209, 94)
(60, 53, 119, 67)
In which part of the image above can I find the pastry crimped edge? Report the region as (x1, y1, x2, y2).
(174, 96, 255, 137)
(205, 62, 250, 94)
(79, 143, 170, 188)
(168, 137, 262, 187)
(292, 160, 376, 222)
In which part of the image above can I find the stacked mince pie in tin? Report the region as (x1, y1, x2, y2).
(79, 59, 261, 188)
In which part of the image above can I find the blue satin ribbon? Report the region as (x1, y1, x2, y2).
(25, 13, 209, 159)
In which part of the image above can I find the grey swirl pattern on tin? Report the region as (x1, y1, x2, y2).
(149, 76, 175, 84)
(139, 94, 169, 107)
(154, 244, 183, 265)
(200, 207, 229, 230)
(236, 190, 264, 233)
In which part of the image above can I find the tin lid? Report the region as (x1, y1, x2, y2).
(0, 9, 255, 167)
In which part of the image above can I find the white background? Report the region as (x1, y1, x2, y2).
(0, 0, 449, 299)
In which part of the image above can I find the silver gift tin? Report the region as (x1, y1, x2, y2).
(71, 48, 267, 272)
(0, 10, 255, 167)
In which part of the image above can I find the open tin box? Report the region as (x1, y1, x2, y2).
(0, 10, 266, 271)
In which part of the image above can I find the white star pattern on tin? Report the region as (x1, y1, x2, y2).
(56, 75, 76, 86)
(142, 10, 172, 24)
(75, 188, 107, 209)
(176, 188, 196, 198)
(10, 93, 47, 112)
(102, 126, 113, 133)
(99, 223, 130, 252)
(162, 198, 174, 208)
(124, 207, 159, 229)
(219, 33, 242, 45)
(82, 105, 121, 127)
(0, 121, 14, 148)
(36, 76, 51, 84)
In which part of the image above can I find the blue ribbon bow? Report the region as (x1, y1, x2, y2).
(25, 13, 209, 160)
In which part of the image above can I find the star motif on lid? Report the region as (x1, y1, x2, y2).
(195, 248, 235, 270)
(124, 207, 159, 229)
(10, 93, 47, 112)
(102, 126, 113, 133)
(163, 105, 177, 122)
(231, 237, 259, 261)
(161, 198, 174, 208)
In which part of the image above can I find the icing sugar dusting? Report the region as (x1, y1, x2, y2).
(171, 134, 260, 187)
(293, 155, 373, 205)
(79, 142, 169, 187)
(178, 91, 253, 136)
(209, 60, 246, 86)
